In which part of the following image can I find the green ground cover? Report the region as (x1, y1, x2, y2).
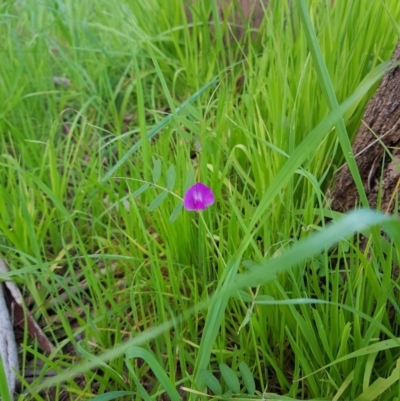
(1, 0, 400, 399)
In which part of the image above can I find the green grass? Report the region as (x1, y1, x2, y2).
(1, 0, 400, 400)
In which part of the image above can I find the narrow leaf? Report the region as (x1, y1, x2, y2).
(152, 159, 162, 183)
(132, 182, 151, 197)
(166, 165, 176, 190)
(237, 308, 253, 333)
(184, 171, 195, 190)
(0, 356, 11, 401)
(199, 370, 222, 395)
(169, 201, 183, 223)
(354, 359, 400, 401)
(237, 210, 391, 288)
(239, 361, 255, 395)
(88, 391, 136, 401)
(148, 191, 168, 212)
(298, 0, 368, 207)
(301, 337, 400, 381)
(125, 346, 181, 401)
(219, 363, 240, 394)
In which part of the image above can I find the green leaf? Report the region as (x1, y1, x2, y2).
(89, 392, 136, 401)
(237, 308, 253, 333)
(0, 355, 11, 401)
(152, 159, 162, 183)
(239, 361, 255, 395)
(169, 201, 183, 223)
(132, 182, 151, 197)
(297, 0, 389, 209)
(354, 359, 400, 401)
(184, 171, 195, 190)
(303, 337, 400, 381)
(125, 347, 181, 401)
(148, 191, 168, 212)
(237, 209, 391, 288)
(166, 165, 176, 190)
(199, 369, 222, 395)
(219, 363, 240, 394)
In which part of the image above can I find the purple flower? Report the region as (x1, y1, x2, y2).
(183, 183, 215, 212)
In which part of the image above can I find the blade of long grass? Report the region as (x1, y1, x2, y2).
(299, 336, 400, 381)
(88, 391, 136, 401)
(0, 356, 11, 401)
(354, 359, 400, 401)
(125, 346, 182, 401)
(297, 0, 368, 207)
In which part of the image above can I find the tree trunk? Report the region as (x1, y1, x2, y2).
(330, 41, 400, 215)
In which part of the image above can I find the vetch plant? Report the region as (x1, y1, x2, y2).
(183, 183, 215, 212)
(125, 158, 215, 223)
(183, 182, 218, 281)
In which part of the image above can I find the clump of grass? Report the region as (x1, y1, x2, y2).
(0, 0, 400, 400)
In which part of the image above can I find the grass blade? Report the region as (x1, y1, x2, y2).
(354, 359, 400, 401)
(0, 356, 11, 401)
(89, 391, 136, 401)
(238, 209, 391, 287)
(125, 346, 182, 401)
(297, 0, 368, 207)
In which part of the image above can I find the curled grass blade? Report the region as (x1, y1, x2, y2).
(125, 346, 182, 401)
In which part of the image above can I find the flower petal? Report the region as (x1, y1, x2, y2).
(183, 183, 215, 212)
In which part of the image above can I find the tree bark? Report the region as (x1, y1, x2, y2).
(330, 41, 400, 215)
